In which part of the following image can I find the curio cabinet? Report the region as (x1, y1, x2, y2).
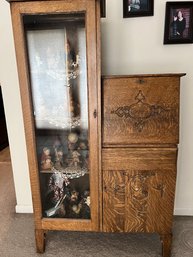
(7, 0, 101, 252)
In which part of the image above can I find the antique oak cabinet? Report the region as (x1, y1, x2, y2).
(7, 0, 184, 256)
(7, 0, 101, 253)
(102, 74, 185, 257)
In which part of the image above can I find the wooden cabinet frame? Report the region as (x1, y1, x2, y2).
(8, 0, 101, 252)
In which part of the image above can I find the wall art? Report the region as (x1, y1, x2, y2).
(164, 1, 193, 44)
(123, 0, 154, 18)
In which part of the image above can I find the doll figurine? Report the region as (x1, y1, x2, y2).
(54, 147, 64, 170)
(67, 132, 79, 151)
(41, 147, 53, 170)
(71, 150, 81, 167)
(78, 141, 87, 150)
(41, 156, 53, 170)
(65, 189, 82, 218)
(41, 147, 51, 162)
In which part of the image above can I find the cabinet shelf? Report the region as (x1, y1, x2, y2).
(40, 167, 89, 179)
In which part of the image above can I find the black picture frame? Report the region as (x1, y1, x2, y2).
(100, 0, 106, 18)
(164, 2, 193, 44)
(123, 0, 154, 18)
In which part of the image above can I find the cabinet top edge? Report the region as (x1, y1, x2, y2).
(102, 73, 186, 79)
(5, 0, 62, 1)
(6, 0, 99, 2)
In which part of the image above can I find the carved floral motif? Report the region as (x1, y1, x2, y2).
(104, 170, 165, 220)
(111, 90, 169, 132)
(129, 171, 155, 219)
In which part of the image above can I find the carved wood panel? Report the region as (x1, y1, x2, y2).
(103, 168, 176, 233)
(102, 75, 181, 145)
(102, 148, 177, 234)
(103, 170, 126, 232)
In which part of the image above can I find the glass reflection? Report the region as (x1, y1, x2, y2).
(25, 13, 90, 219)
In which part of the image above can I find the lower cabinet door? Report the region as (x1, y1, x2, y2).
(102, 148, 177, 234)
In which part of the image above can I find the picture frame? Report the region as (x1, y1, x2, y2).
(100, 0, 106, 18)
(123, 0, 154, 18)
(164, 2, 193, 44)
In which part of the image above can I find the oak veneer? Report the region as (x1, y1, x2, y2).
(103, 74, 183, 146)
(102, 74, 185, 257)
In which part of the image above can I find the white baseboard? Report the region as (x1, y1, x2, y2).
(174, 208, 193, 216)
(15, 205, 33, 213)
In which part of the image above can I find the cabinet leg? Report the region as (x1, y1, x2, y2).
(35, 229, 46, 253)
(160, 233, 172, 257)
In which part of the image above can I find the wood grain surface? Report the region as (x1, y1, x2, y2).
(101, 74, 184, 257)
(102, 148, 177, 234)
(102, 75, 184, 146)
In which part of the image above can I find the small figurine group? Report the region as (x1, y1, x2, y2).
(40, 132, 88, 171)
(64, 189, 91, 219)
(41, 132, 90, 219)
(40, 145, 65, 171)
(46, 177, 91, 219)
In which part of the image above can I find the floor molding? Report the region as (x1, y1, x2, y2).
(15, 205, 33, 213)
(174, 208, 193, 216)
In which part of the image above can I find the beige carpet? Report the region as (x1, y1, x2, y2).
(0, 148, 193, 257)
(0, 147, 11, 163)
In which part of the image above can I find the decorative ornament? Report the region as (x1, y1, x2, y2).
(68, 132, 79, 144)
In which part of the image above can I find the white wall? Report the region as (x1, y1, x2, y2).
(0, 1, 33, 213)
(0, 0, 193, 215)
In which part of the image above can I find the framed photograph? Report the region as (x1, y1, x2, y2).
(123, 0, 154, 18)
(164, 2, 193, 44)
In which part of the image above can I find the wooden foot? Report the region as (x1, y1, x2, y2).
(35, 229, 46, 253)
(160, 233, 172, 257)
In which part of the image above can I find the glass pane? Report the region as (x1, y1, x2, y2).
(24, 13, 91, 219)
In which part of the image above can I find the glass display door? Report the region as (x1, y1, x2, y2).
(24, 13, 91, 219)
